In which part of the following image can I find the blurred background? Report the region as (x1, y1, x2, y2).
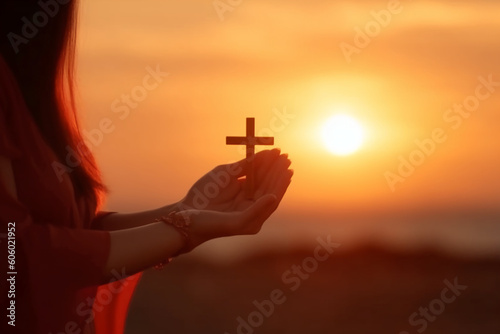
(76, 0, 500, 333)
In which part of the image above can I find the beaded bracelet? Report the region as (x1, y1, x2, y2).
(153, 211, 191, 270)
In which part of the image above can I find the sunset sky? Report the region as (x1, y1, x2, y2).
(76, 0, 500, 258)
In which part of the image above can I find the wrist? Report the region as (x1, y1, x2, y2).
(157, 202, 181, 217)
(153, 211, 192, 270)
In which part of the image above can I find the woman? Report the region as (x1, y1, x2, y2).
(0, 1, 293, 333)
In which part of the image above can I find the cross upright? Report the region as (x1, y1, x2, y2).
(226, 118, 274, 199)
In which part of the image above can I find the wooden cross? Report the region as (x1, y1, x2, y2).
(226, 118, 274, 199)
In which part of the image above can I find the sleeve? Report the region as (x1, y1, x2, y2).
(0, 189, 112, 333)
(0, 190, 111, 289)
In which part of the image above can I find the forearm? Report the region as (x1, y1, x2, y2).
(98, 202, 180, 231)
(104, 221, 185, 279)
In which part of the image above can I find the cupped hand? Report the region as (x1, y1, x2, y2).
(176, 149, 293, 250)
(179, 149, 292, 213)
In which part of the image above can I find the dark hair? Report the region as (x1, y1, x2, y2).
(0, 0, 106, 209)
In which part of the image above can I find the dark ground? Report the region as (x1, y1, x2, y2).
(126, 244, 500, 334)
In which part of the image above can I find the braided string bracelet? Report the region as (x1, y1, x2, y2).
(153, 211, 191, 270)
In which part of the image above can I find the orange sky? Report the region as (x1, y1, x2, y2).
(75, 0, 500, 255)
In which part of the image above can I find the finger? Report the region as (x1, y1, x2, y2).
(255, 154, 292, 197)
(266, 166, 292, 199)
(254, 149, 282, 183)
(254, 170, 292, 223)
(261, 165, 293, 204)
(272, 169, 293, 203)
(225, 150, 288, 202)
(242, 194, 277, 228)
(228, 149, 281, 179)
(254, 153, 289, 193)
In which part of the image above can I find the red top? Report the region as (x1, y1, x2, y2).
(0, 55, 141, 334)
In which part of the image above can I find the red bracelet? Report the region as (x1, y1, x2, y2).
(153, 211, 191, 270)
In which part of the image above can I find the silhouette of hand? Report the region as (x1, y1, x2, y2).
(176, 149, 292, 250)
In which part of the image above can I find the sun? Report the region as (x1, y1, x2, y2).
(321, 114, 365, 156)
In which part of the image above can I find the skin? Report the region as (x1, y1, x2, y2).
(0, 149, 293, 279)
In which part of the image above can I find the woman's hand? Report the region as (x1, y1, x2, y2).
(176, 149, 293, 250)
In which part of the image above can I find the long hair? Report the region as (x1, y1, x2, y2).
(0, 0, 106, 209)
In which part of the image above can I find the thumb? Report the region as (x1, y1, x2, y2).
(243, 194, 277, 222)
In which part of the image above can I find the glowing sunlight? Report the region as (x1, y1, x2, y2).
(321, 114, 365, 156)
